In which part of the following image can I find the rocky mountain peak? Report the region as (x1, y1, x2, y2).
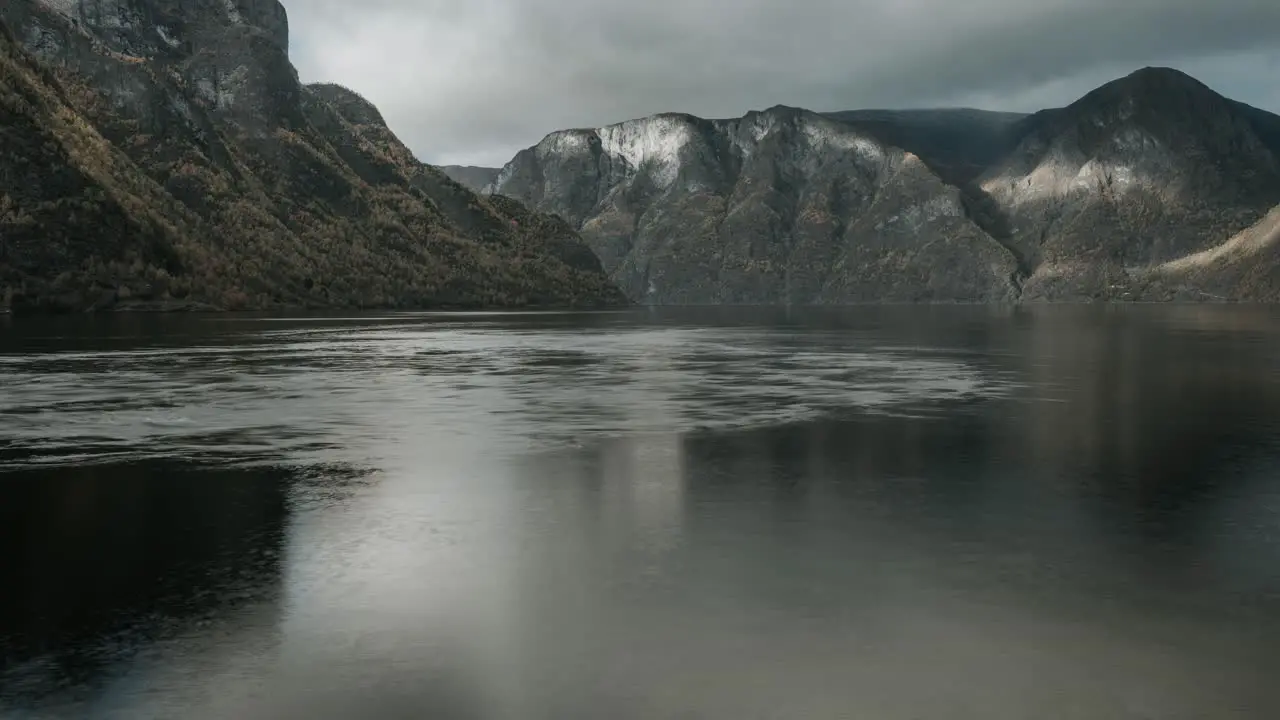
(489, 67, 1280, 305)
(963, 67, 1280, 299)
(1022, 64, 1263, 156)
(228, 0, 290, 52)
(488, 104, 1017, 303)
(1091, 66, 1213, 100)
(751, 104, 806, 119)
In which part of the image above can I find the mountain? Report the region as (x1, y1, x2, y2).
(820, 108, 1027, 186)
(488, 67, 1280, 303)
(439, 165, 500, 193)
(1138, 203, 1280, 300)
(485, 108, 1021, 303)
(977, 67, 1280, 300)
(0, 0, 623, 313)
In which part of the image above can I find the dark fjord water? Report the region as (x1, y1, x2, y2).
(1, 306, 1279, 719)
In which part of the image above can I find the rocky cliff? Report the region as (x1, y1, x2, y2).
(0, 0, 623, 312)
(486, 108, 1020, 303)
(489, 68, 1280, 303)
(977, 68, 1280, 300)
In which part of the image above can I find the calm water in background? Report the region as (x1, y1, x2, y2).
(1, 306, 1279, 719)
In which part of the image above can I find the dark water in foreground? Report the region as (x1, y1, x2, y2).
(1, 306, 1279, 719)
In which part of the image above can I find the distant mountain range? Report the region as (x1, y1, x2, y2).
(439, 166, 502, 194)
(3, 0, 1278, 311)
(0, 0, 623, 312)
(476, 68, 1280, 303)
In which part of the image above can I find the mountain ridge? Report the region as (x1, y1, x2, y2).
(487, 66, 1280, 303)
(0, 0, 625, 313)
(486, 106, 1022, 303)
(976, 66, 1280, 299)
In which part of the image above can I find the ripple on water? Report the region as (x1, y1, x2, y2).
(0, 325, 1015, 468)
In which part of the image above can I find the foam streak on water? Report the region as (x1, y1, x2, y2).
(0, 324, 1010, 469)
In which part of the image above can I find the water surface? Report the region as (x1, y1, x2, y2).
(2, 306, 1279, 719)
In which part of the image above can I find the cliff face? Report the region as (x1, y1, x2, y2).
(977, 68, 1280, 300)
(487, 108, 1020, 304)
(0, 0, 623, 312)
(489, 68, 1280, 304)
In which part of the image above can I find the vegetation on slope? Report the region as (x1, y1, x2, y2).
(0, 7, 623, 313)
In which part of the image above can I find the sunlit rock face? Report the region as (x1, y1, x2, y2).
(491, 67, 1280, 304)
(977, 67, 1280, 300)
(490, 107, 1020, 304)
(1137, 203, 1280, 301)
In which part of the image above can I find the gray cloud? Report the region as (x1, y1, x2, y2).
(285, 0, 1280, 167)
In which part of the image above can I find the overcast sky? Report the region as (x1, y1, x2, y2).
(286, 0, 1280, 168)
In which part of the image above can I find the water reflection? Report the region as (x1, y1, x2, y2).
(0, 461, 291, 705)
(1, 307, 1279, 718)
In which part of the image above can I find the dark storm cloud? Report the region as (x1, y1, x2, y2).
(285, 0, 1280, 166)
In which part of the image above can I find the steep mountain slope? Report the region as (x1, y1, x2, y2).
(491, 67, 1280, 304)
(487, 107, 1020, 304)
(976, 67, 1280, 300)
(1137, 203, 1280, 301)
(439, 165, 500, 193)
(0, 14, 210, 311)
(0, 0, 622, 312)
